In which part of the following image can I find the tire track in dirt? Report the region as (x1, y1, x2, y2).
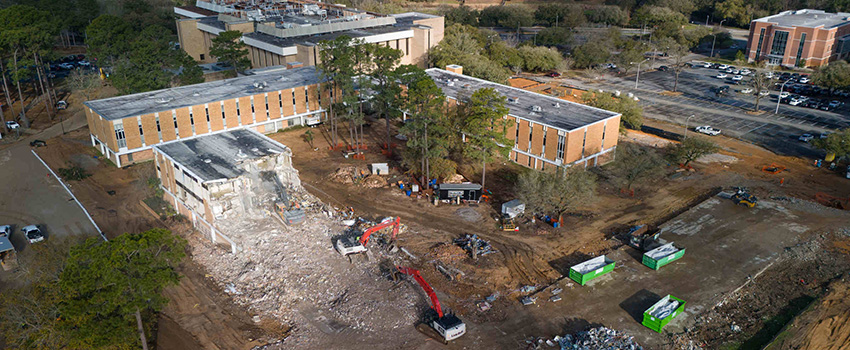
(302, 182, 553, 285)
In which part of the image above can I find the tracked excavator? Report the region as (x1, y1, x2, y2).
(396, 266, 466, 343)
(262, 171, 305, 225)
(335, 217, 401, 256)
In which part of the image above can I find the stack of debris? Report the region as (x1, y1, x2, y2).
(330, 165, 369, 184)
(454, 234, 496, 258)
(430, 243, 466, 264)
(555, 327, 643, 350)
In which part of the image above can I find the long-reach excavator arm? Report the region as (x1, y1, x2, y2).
(396, 266, 443, 318)
(359, 217, 401, 246)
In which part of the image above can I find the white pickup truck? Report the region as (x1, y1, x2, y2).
(695, 126, 721, 136)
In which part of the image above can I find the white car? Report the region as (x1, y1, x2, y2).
(789, 99, 803, 106)
(732, 70, 740, 75)
(799, 134, 814, 142)
(21, 225, 44, 244)
(759, 90, 770, 97)
(604, 63, 617, 69)
(740, 69, 752, 75)
(78, 60, 91, 67)
(764, 71, 775, 79)
(5, 121, 20, 129)
(695, 126, 721, 136)
(828, 100, 841, 108)
(718, 64, 730, 69)
(0, 225, 10, 237)
(799, 77, 810, 83)
(724, 68, 734, 73)
(716, 73, 728, 79)
(779, 91, 791, 98)
(740, 88, 754, 94)
(731, 75, 744, 81)
(702, 62, 712, 68)
(58, 63, 74, 70)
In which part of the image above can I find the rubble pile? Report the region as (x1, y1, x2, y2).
(361, 174, 387, 188)
(556, 327, 643, 350)
(454, 234, 496, 258)
(329, 165, 368, 184)
(187, 186, 421, 346)
(429, 243, 466, 264)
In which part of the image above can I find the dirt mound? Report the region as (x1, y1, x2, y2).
(767, 279, 850, 350)
(361, 174, 387, 188)
(444, 173, 466, 183)
(429, 243, 466, 264)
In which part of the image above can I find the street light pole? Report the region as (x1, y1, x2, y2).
(685, 114, 695, 138)
(635, 58, 650, 89)
(775, 80, 791, 114)
(710, 19, 727, 58)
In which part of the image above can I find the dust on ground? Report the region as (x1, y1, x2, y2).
(764, 276, 850, 350)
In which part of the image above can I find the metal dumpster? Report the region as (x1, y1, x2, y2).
(642, 294, 686, 333)
(568, 255, 615, 286)
(642, 242, 686, 270)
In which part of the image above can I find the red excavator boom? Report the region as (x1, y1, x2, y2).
(359, 217, 401, 246)
(396, 266, 443, 318)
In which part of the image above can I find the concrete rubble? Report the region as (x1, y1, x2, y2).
(454, 234, 496, 258)
(186, 179, 423, 347)
(554, 327, 643, 350)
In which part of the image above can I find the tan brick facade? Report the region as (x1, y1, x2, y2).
(747, 11, 850, 68)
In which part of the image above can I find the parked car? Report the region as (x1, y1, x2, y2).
(759, 90, 770, 97)
(21, 225, 43, 243)
(658, 65, 669, 71)
(789, 98, 804, 106)
(716, 73, 728, 79)
(5, 121, 20, 129)
(58, 63, 74, 70)
(731, 75, 744, 81)
(828, 100, 842, 108)
(740, 68, 752, 75)
(799, 134, 814, 142)
(546, 71, 561, 77)
(740, 87, 754, 94)
(695, 125, 721, 136)
(30, 139, 46, 147)
(779, 91, 791, 99)
(604, 63, 617, 69)
(798, 77, 810, 84)
(56, 100, 67, 110)
(78, 60, 91, 67)
(820, 133, 831, 139)
(0, 225, 10, 237)
(718, 64, 730, 70)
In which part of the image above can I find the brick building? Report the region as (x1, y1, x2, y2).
(83, 66, 325, 167)
(175, 0, 443, 69)
(427, 66, 621, 169)
(747, 9, 850, 67)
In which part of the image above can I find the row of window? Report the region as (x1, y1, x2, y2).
(113, 86, 319, 150)
(510, 119, 607, 164)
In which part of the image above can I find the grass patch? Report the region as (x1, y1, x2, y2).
(57, 166, 90, 181)
(143, 196, 174, 218)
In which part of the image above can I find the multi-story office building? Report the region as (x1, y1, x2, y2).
(83, 66, 326, 167)
(175, 0, 443, 69)
(747, 9, 850, 67)
(428, 65, 622, 169)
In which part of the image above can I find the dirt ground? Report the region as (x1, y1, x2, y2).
(765, 278, 850, 350)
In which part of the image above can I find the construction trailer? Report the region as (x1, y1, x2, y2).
(642, 243, 686, 270)
(501, 199, 525, 218)
(642, 294, 686, 333)
(435, 183, 482, 202)
(568, 255, 615, 286)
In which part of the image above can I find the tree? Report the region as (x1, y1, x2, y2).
(59, 229, 186, 350)
(749, 69, 770, 111)
(515, 167, 597, 223)
(175, 51, 205, 86)
(813, 129, 850, 159)
(631, 6, 687, 38)
(429, 24, 511, 83)
(585, 6, 628, 26)
(461, 88, 510, 189)
(442, 5, 479, 26)
(714, 0, 753, 27)
(581, 92, 643, 131)
(369, 44, 403, 154)
(660, 37, 690, 92)
(572, 41, 612, 69)
(608, 143, 665, 190)
(110, 26, 180, 94)
(517, 46, 564, 72)
(67, 70, 102, 101)
(479, 5, 534, 28)
(667, 136, 719, 165)
(615, 41, 649, 75)
(535, 27, 573, 48)
(534, 3, 586, 27)
(210, 30, 251, 75)
(303, 129, 315, 148)
(85, 15, 134, 63)
(398, 66, 448, 184)
(812, 61, 850, 91)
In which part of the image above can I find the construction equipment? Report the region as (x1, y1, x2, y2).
(0, 225, 18, 271)
(263, 171, 305, 225)
(624, 225, 664, 252)
(499, 216, 518, 232)
(335, 217, 401, 256)
(395, 266, 466, 342)
(730, 187, 758, 208)
(761, 163, 786, 174)
(454, 234, 496, 259)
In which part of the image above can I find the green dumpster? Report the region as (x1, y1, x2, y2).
(568, 255, 615, 286)
(642, 294, 686, 333)
(642, 243, 686, 270)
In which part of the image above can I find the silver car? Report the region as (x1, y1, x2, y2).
(21, 225, 44, 243)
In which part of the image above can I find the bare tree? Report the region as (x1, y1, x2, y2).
(515, 167, 597, 224)
(661, 37, 690, 92)
(749, 69, 770, 111)
(609, 142, 665, 190)
(67, 70, 101, 101)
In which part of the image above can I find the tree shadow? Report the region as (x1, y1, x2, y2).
(737, 295, 816, 350)
(619, 289, 662, 323)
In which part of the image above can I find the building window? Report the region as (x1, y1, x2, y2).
(755, 28, 766, 59)
(541, 126, 547, 156)
(221, 102, 226, 128)
(292, 90, 296, 107)
(205, 107, 210, 122)
(114, 122, 126, 149)
(556, 133, 565, 161)
(236, 101, 241, 116)
(581, 129, 587, 157)
(796, 32, 807, 65)
(279, 91, 283, 109)
(172, 111, 179, 138)
(305, 87, 310, 111)
(601, 123, 606, 147)
(200, 54, 205, 60)
(189, 111, 195, 134)
(769, 30, 789, 57)
(155, 116, 162, 141)
(264, 96, 269, 111)
(527, 123, 533, 152)
(251, 99, 255, 113)
(138, 119, 145, 145)
(514, 121, 519, 146)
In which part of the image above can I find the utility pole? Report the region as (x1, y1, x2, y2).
(635, 58, 650, 89)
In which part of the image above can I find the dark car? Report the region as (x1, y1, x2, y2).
(658, 65, 669, 71)
(30, 140, 46, 147)
(546, 71, 561, 77)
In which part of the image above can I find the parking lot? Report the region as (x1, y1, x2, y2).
(558, 63, 850, 157)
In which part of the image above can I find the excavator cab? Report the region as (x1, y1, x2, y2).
(431, 313, 466, 341)
(397, 266, 466, 343)
(335, 217, 401, 256)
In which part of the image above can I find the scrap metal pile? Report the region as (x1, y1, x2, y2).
(555, 327, 643, 350)
(454, 234, 496, 258)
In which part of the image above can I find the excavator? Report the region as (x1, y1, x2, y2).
(395, 266, 466, 343)
(335, 217, 401, 256)
(262, 171, 305, 225)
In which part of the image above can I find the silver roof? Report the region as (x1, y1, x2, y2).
(755, 9, 850, 29)
(425, 69, 619, 131)
(84, 66, 323, 121)
(155, 129, 289, 183)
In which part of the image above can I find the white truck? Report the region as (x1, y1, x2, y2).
(695, 126, 721, 136)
